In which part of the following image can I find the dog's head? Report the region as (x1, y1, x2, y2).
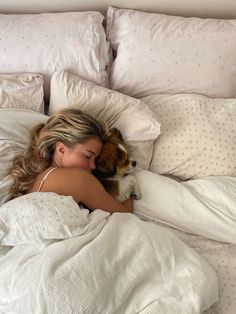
(95, 128, 137, 177)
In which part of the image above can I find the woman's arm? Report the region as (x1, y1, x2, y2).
(41, 168, 133, 213)
(121, 198, 133, 211)
(76, 170, 134, 213)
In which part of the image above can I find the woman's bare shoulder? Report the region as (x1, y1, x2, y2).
(39, 167, 99, 202)
(51, 167, 92, 179)
(30, 167, 131, 213)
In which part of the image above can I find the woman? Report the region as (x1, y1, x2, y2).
(10, 108, 133, 213)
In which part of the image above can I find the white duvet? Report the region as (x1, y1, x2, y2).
(0, 191, 217, 314)
(134, 169, 236, 245)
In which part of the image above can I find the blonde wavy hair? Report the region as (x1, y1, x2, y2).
(10, 108, 108, 198)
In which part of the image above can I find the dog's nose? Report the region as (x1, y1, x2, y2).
(132, 160, 137, 167)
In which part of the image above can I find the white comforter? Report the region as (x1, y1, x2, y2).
(0, 191, 217, 314)
(134, 169, 236, 245)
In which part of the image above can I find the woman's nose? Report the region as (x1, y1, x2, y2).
(90, 160, 96, 170)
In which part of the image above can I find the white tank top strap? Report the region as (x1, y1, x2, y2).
(38, 167, 57, 192)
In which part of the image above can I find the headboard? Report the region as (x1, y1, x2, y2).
(0, 0, 236, 18)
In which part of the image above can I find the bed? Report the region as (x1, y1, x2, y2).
(0, 1, 236, 313)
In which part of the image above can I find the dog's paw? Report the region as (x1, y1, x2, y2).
(117, 174, 142, 202)
(116, 192, 131, 203)
(132, 192, 142, 200)
(132, 185, 142, 200)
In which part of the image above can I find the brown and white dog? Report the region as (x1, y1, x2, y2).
(93, 128, 141, 203)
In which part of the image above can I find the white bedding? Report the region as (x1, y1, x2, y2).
(138, 218, 236, 314)
(0, 191, 217, 314)
(134, 169, 236, 245)
(133, 169, 236, 314)
(0, 5, 235, 314)
(178, 230, 236, 314)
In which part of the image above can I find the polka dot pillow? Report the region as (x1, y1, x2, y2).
(141, 94, 236, 180)
(0, 12, 111, 99)
(107, 7, 236, 98)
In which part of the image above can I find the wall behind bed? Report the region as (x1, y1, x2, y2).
(0, 0, 236, 18)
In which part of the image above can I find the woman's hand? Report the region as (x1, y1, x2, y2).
(121, 198, 133, 212)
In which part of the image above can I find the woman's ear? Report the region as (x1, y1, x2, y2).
(55, 142, 67, 158)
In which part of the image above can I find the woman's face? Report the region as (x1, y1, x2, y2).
(55, 137, 103, 172)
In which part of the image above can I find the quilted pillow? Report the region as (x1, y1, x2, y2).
(0, 12, 111, 98)
(141, 94, 236, 179)
(49, 70, 161, 169)
(0, 73, 44, 113)
(107, 7, 236, 98)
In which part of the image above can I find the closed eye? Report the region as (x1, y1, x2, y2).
(84, 149, 97, 160)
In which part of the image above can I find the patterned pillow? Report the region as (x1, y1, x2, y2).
(0, 12, 111, 98)
(141, 94, 236, 179)
(107, 7, 236, 98)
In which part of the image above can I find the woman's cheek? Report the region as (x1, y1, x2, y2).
(75, 159, 88, 169)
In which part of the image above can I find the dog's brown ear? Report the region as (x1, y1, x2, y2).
(109, 127, 123, 141)
(96, 142, 117, 175)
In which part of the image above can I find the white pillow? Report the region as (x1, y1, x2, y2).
(0, 109, 48, 205)
(49, 70, 161, 169)
(107, 7, 236, 98)
(0, 12, 111, 98)
(0, 73, 44, 113)
(141, 94, 236, 179)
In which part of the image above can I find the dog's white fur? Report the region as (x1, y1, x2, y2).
(109, 174, 141, 203)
